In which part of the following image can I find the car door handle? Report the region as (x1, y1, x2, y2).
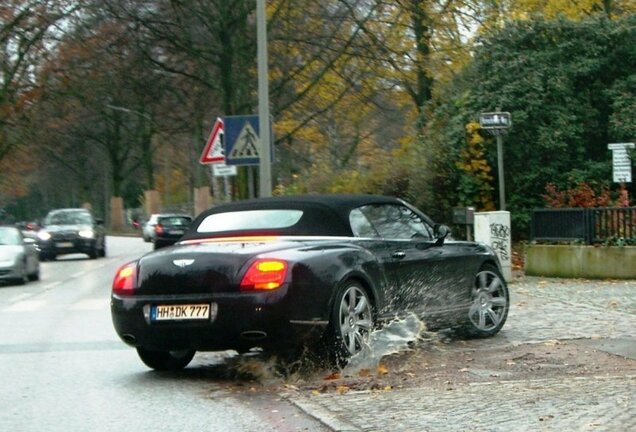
(392, 251, 406, 259)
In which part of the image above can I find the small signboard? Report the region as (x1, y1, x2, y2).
(479, 112, 511, 129)
(608, 143, 634, 183)
(199, 118, 225, 164)
(212, 163, 237, 177)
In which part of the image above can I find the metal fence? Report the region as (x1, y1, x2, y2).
(531, 207, 636, 244)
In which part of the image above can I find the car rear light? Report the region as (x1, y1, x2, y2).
(240, 259, 288, 291)
(113, 262, 137, 295)
(154, 224, 163, 235)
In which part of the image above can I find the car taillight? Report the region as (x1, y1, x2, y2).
(154, 224, 163, 234)
(113, 262, 137, 295)
(240, 259, 288, 291)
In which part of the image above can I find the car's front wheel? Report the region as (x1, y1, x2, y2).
(326, 281, 374, 365)
(136, 347, 195, 371)
(461, 264, 509, 338)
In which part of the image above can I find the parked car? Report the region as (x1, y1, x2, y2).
(37, 208, 106, 260)
(152, 214, 193, 250)
(111, 194, 509, 370)
(0, 226, 40, 284)
(141, 214, 159, 242)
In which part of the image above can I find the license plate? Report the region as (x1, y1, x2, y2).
(151, 304, 212, 321)
(56, 242, 73, 248)
(169, 230, 184, 235)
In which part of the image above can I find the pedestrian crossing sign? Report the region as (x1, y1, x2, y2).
(223, 115, 262, 166)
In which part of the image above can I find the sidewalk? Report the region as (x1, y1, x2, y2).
(285, 277, 636, 431)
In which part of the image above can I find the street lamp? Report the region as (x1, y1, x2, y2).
(257, 0, 272, 198)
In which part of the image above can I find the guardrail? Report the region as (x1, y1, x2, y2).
(531, 207, 636, 244)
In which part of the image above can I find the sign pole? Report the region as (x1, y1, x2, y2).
(257, 0, 272, 198)
(497, 133, 506, 210)
(479, 110, 511, 211)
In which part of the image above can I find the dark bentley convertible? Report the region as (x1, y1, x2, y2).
(111, 194, 509, 370)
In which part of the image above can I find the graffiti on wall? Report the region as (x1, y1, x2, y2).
(490, 223, 510, 261)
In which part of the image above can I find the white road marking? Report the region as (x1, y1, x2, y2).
(5, 300, 46, 312)
(8, 293, 31, 303)
(71, 272, 86, 278)
(43, 282, 62, 289)
(70, 299, 108, 311)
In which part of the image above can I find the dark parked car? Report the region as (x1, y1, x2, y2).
(152, 214, 193, 250)
(0, 226, 40, 284)
(111, 194, 509, 370)
(38, 208, 106, 260)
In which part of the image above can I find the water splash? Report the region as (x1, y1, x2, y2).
(344, 313, 426, 374)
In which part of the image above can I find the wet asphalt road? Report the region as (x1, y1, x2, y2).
(0, 236, 328, 432)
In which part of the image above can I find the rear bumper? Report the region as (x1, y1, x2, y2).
(110, 289, 326, 352)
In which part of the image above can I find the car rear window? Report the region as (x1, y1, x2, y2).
(159, 216, 192, 226)
(196, 210, 303, 233)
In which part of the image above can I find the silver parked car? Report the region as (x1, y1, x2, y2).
(141, 214, 160, 242)
(0, 226, 40, 285)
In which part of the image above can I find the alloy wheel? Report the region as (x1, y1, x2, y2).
(337, 285, 373, 355)
(468, 269, 508, 332)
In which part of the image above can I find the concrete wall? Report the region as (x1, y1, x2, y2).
(525, 244, 636, 279)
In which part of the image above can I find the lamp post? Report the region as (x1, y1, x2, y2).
(257, 0, 272, 197)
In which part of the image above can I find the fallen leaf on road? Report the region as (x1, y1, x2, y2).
(336, 385, 350, 394)
(358, 368, 372, 377)
(324, 372, 341, 380)
(377, 364, 389, 375)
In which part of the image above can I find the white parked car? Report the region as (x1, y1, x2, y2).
(0, 226, 40, 285)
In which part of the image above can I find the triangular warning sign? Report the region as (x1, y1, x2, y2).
(200, 118, 225, 164)
(229, 122, 260, 159)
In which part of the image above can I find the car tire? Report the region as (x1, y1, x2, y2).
(99, 240, 106, 257)
(136, 347, 195, 371)
(14, 263, 29, 285)
(28, 263, 40, 281)
(88, 244, 99, 259)
(459, 263, 509, 338)
(325, 280, 374, 366)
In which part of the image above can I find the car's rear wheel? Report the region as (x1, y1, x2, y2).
(461, 264, 509, 338)
(326, 281, 374, 365)
(136, 347, 196, 371)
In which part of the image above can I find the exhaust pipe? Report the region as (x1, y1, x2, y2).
(121, 334, 137, 344)
(240, 331, 267, 341)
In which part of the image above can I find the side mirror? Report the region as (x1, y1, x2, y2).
(434, 224, 451, 246)
(95, 218, 104, 225)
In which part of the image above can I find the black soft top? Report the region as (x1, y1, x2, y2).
(183, 194, 403, 239)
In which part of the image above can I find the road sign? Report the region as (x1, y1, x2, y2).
(608, 143, 634, 183)
(199, 118, 225, 164)
(212, 163, 237, 177)
(479, 112, 511, 130)
(224, 115, 261, 165)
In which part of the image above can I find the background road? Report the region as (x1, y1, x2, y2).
(0, 236, 327, 432)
